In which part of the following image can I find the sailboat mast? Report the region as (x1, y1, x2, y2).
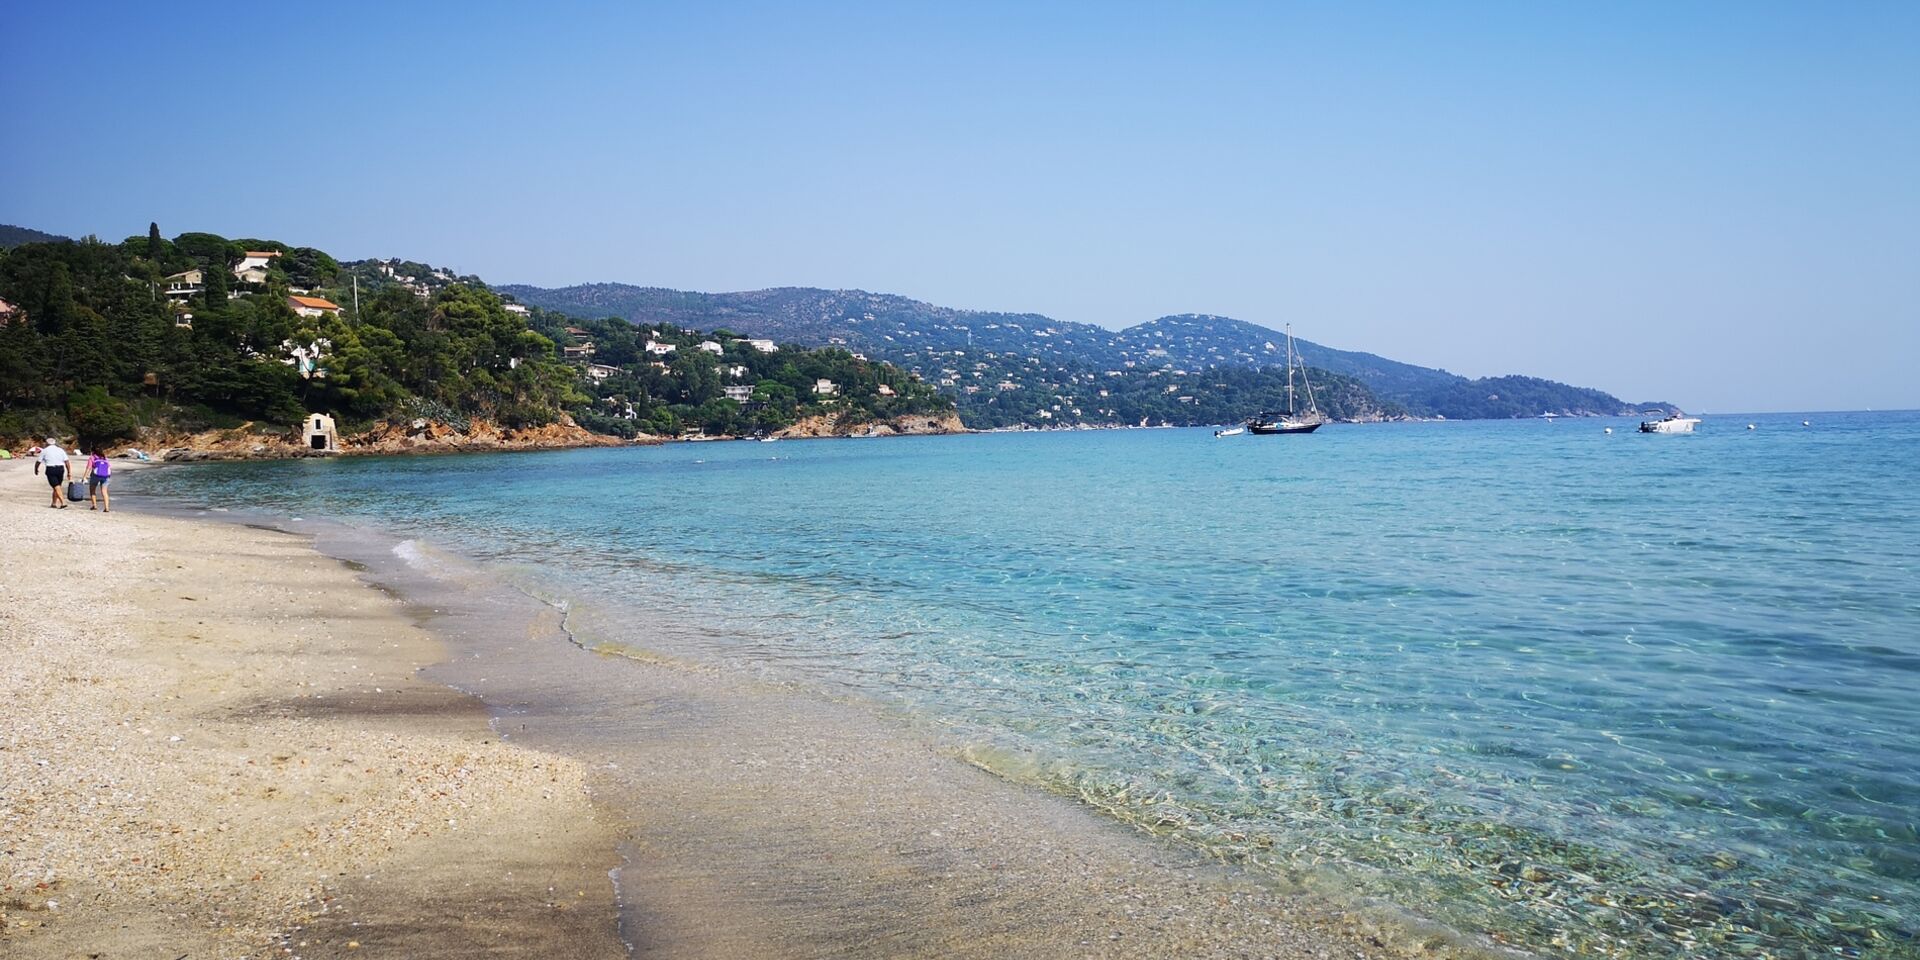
(1285, 324, 1297, 413)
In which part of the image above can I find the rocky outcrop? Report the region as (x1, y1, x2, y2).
(152, 416, 653, 461)
(773, 410, 968, 439)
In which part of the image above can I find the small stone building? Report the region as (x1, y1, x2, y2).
(302, 413, 339, 452)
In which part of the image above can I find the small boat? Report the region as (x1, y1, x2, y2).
(1638, 413, 1701, 434)
(1214, 426, 1245, 437)
(1246, 324, 1327, 435)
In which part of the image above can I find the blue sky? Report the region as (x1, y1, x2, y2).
(3, 1, 1915, 412)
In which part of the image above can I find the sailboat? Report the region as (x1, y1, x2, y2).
(1246, 324, 1327, 435)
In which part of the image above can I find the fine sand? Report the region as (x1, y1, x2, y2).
(0, 460, 626, 959)
(4, 458, 1454, 960)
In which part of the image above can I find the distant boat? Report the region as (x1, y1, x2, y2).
(758, 436, 779, 442)
(1246, 324, 1327, 435)
(1639, 413, 1701, 434)
(1214, 426, 1245, 437)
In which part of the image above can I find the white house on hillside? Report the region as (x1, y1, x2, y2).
(813, 379, 838, 396)
(698, 340, 723, 355)
(645, 340, 677, 356)
(283, 338, 331, 379)
(233, 251, 280, 283)
(503, 303, 529, 315)
(288, 295, 342, 318)
(585, 363, 621, 381)
(723, 384, 754, 402)
(746, 338, 776, 353)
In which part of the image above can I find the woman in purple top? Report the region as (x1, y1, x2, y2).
(85, 446, 112, 512)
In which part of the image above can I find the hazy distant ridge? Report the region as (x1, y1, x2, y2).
(0, 224, 70, 249)
(501, 283, 1672, 421)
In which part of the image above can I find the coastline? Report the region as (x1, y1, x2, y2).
(0, 460, 626, 958)
(39, 458, 1484, 959)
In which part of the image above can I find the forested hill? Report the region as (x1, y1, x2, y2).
(0, 230, 585, 446)
(500, 283, 1676, 420)
(0, 229, 959, 447)
(0, 224, 69, 249)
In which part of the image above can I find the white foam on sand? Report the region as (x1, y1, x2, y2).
(392, 538, 441, 573)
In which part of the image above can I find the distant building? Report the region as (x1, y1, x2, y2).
(565, 326, 591, 337)
(876, 383, 895, 396)
(723, 384, 754, 402)
(746, 338, 777, 353)
(0, 297, 23, 326)
(233, 251, 280, 283)
(813, 379, 838, 396)
(724, 364, 749, 378)
(645, 340, 677, 356)
(697, 340, 723, 355)
(288, 295, 342, 318)
(503, 303, 529, 315)
(163, 269, 203, 300)
(283, 339, 331, 379)
(563, 343, 596, 361)
(585, 363, 621, 381)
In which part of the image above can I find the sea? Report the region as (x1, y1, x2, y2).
(130, 411, 1920, 960)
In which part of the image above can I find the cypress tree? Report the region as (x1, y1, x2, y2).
(203, 255, 229, 306)
(147, 222, 162, 260)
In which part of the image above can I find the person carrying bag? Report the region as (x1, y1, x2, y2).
(85, 446, 112, 512)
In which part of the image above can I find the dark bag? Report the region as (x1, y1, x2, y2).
(67, 479, 88, 501)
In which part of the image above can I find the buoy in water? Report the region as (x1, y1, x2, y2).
(1603, 427, 1613, 434)
(1747, 424, 1756, 430)
(1802, 420, 1811, 427)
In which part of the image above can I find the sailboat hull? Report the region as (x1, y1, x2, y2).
(1246, 421, 1322, 435)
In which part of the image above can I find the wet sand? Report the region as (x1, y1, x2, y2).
(298, 519, 1448, 959)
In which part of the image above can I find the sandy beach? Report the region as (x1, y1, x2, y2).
(2, 457, 1447, 960)
(0, 460, 626, 959)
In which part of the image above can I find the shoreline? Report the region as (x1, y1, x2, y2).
(77, 461, 1509, 960)
(0, 460, 627, 958)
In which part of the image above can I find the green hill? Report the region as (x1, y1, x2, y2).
(0, 230, 955, 447)
(499, 283, 1675, 421)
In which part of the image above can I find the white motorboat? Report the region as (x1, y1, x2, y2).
(1214, 426, 1245, 437)
(1638, 413, 1701, 434)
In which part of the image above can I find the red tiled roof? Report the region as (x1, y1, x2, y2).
(289, 295, 340, 310)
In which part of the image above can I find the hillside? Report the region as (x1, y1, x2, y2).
(499, 286, 1398, 427)
(0, 233, 954, 449)
(500, 283, 1674, 420)
(0, 230, 589, 451)
(0, 224, 70, 249)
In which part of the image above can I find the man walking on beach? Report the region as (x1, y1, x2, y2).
(36, 438, 70, 509)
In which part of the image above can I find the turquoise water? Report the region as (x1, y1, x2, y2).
(135, 413, 1920, 959)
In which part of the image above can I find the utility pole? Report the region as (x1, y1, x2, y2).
(352, 274, 360, 319)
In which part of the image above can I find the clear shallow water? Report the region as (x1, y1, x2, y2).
(135, 413, 1920, 959)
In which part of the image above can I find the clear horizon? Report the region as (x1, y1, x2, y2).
(4, 2, 1914, 413)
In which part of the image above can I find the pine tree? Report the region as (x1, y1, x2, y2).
(147, 222, 162, 260)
